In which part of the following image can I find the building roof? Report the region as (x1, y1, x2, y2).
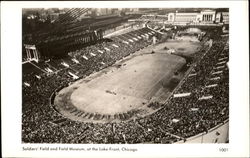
(201, 9, 216, 13)
(215, 8, 229, 12)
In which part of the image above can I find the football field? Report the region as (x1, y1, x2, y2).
(54, 40, 201, 122)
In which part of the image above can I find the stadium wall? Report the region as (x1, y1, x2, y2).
(176, 120, 229, 143)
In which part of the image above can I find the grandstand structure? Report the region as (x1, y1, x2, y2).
(22, 8, 229, 144)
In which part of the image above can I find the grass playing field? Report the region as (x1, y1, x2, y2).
(53, 39, 201, 123)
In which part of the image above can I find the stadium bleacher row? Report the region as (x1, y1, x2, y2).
(22, 27, 229, 144)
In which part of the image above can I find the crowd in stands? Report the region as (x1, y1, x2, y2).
(156, 38, 229, 138)
(22, 26, 229, 144)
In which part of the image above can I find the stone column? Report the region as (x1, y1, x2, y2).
(26, 49, 31, 59)
(34, 49, 38, 61)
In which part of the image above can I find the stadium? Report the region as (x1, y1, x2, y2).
(22, 8, 229, 143)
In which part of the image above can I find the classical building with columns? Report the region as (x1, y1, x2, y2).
(200, 10, 216, 23)
(24, 44, 40, 63)
(168, 12, 200, 24)
(167, 9, 225, 24)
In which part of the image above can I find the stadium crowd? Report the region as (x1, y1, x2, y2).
(22, 26, 229, 144)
